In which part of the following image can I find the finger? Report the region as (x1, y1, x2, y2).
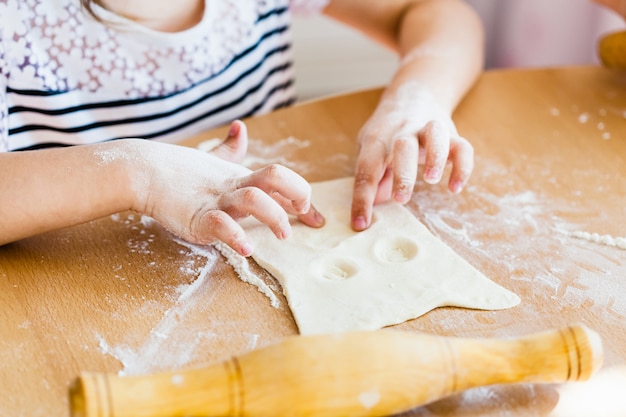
(373, 167, 393, 204)
(351, 143, 387, 231)
(209, 120, 248, 163)
(272, 192, 326, 228)
(193, 210, 253, 257)
(447, 135, 474, 194)
(219, 187, 292, 240)
(418, 120, 450, 185)
(239, 164, 312, 215)
(296, 205, 326, 228)
(391, 135, 419, 204)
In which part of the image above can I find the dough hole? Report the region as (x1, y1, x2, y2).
(373, 236, 419, 263)
(312, 257, 359, 280)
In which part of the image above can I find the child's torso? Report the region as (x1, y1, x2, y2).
(0, 0, 297, 151)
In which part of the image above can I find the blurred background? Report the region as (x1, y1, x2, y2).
(292, 0, 624, 100)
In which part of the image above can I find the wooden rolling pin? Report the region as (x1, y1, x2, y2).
(599, 30, 626, 70)
(70, 324, 602, 417)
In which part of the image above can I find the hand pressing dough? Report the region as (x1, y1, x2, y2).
(243, 177, 520, 335)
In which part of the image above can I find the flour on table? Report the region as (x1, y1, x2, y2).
(213, 241, 280, 308)
(197, 136, 313, 174)
(567, 230, 626, 251)
(243, 177, 520, 335)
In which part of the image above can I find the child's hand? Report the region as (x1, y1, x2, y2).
(128, 139, 324, 256)
(350, 82, 474, 231)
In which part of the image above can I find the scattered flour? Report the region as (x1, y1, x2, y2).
(412, 152, 626, 345)
(198, 136, 314, 174)
(97, 246, 220, 375)
(567, 231, 626, 250)
(96, 228, 273, 376)
(570, 105, 615, 140)
(212, 241, 280, 308)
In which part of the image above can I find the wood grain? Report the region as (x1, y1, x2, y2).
(1, 66, 625, 416)
(70, 324, 602, 417)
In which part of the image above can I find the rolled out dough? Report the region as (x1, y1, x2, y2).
(243, 177, 520, 335)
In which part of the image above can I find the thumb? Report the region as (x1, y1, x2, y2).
(209, 120, 249, 163)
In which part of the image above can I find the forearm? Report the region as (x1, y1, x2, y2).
(0, 141, 137, 244)
(0, 135, 324, 253)
(387, 0, 484, 113)
(593, 0, 626, 18)
(326, 0, 483, 228)
(325, 0, 484, 113)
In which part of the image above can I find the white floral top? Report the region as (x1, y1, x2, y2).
(0, 0, 329, 151)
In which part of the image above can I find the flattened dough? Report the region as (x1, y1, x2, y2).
(244, 177, 520, 335)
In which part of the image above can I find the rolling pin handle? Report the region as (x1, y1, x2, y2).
(598, 30, 626, 70)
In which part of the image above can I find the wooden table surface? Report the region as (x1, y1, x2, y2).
(1, 66, 626, 417)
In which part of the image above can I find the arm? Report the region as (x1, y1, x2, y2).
(322, 0, 484, 230)
(0, 142, 132, 244)
(593, 0, 626, 18)
(0, 125, 323, 255)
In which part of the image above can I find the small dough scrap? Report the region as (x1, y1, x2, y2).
(244, 177, 520, 334)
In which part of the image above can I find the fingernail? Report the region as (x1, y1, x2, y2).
(450, 181, 464, 194)
(228, 121, 239, 137)
(353, 216, 367, 231)
(424, 168, 440, 184)
(278, 224, 292, 240)
(240, 242, 253, 257)
(314, 210, 325, 226)
(393, 191, 409, 203)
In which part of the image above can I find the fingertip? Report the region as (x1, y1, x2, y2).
(448, 160, 472, 195)
(450, 180, 464, 194)
(236, 119, 248, 137)
(352, 215, 369, 232)
(228, 120, 241, 138)
(239, 241, 254, 257)
(296, 205, 325, 228)
(200, 210, 253, 256)
(391, 176, 415, 204)
(275, 222, 292, 240)
(392, 190, 411, 204)
(313, 209, 326, 227)
(294, 198, 311, 215)
(449, 136, 474, 180)
(351, 174, 379, 231)
(310, 206, 326, 227)
(424, 166, 442, 184)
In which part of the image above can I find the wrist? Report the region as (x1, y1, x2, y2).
(363, 81, 455, 138)
(91, 139, 151, 215)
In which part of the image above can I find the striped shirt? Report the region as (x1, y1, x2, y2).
(0, 0, 329, 152)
